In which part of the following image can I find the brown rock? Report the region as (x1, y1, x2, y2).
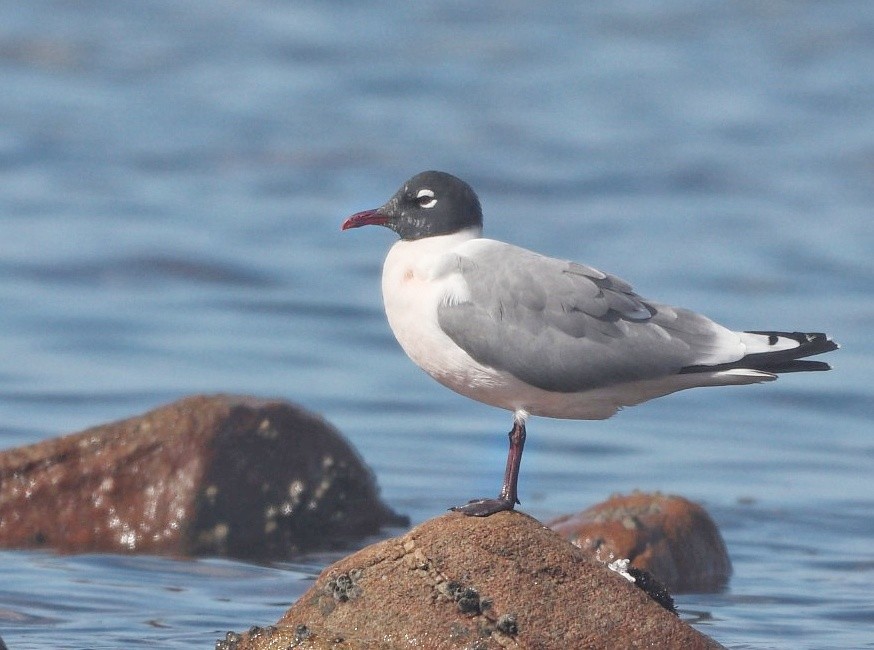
(0, 394, 406, 559)
(220, 510, 725, 649)
(549, 491, 731, 593)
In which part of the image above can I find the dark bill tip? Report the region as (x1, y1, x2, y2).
(341, 209, 388, 231)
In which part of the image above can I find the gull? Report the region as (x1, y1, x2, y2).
(342, 171, 838, 516)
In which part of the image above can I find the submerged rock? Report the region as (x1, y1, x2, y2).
(550, 491, 732, 593)
(221, 510, 724, 649)
(0, 394, 406, 559)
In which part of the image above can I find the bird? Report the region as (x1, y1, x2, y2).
(341, 170, 838, 517)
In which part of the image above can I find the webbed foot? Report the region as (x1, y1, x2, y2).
(450, 497, 516, 517)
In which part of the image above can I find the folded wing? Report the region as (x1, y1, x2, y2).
(435, 240, 832, 395)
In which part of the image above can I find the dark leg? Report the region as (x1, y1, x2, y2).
(451, 419, 526, 517)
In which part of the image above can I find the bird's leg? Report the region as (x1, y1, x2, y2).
(451, 413, 527, 517)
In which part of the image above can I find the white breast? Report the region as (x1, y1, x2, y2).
(380, 229, 502, 396)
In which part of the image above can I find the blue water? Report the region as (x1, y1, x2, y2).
(1, 1, 872, 648)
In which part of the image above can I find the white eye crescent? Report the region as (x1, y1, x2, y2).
(416, 188, 437, 209)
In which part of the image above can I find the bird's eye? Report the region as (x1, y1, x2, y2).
(415, 188, 437, 209)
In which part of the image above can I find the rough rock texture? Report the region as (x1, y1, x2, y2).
(0, 395, 406, 559)
(549, 491, 732, 593)
(220, 510, 725, 649)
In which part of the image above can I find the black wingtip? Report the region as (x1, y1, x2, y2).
(745, 331, 839, 357)
(680, 330, 838, 376)
(774, 359, 833, 373)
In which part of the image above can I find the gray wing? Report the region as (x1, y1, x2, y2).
(436, 240, 740, 393)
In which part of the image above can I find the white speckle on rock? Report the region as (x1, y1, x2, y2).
(607, 558, 636, 583)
